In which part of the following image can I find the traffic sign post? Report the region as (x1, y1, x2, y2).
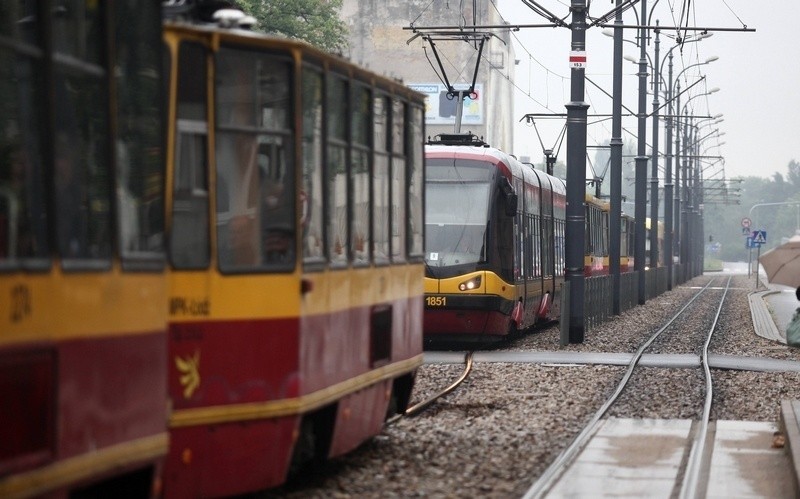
(748, 230, 767, 289)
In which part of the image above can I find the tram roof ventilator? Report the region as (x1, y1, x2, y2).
(428, 132, 490, 148)
(162, 0, 256, 29)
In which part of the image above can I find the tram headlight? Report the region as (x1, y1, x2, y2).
(458, 275, 482, 291)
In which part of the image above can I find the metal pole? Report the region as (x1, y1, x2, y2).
(680, 113, 690, 269)
(649, 23, 660, 271)
(634, 0, 648, 304)
(674, 80, 682, 277)
(609, 0, 623, 315)
(663, 50, 674, 289)
(566, 0, 589, 343)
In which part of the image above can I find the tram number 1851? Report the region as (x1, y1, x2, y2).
(425, 296, 447, 307)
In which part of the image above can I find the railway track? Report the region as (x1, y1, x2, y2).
(261, 274, 800, 498)
(521, 275, 794, 498)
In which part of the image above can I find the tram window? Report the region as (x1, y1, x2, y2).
(114, 1, 165, 266)
(302, 67, 325, 265)
(351, 84, 371, 266)
(172, 122, 210, 269)
(407, 105, 424, 259)
(170, 42, 210, 269)
(372, 95, 390, 265)
(390, 100, 406, 262)
(51, 0, 103, 66)
(327, 75, 349, 267)
(54, 40, 111, 266)
(0, 36, 49, 268)
(216, 48, 295, 272)
(0, 2, 38, 44)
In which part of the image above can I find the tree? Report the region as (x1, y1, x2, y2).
(236, 0, 349, 53)
(788, 159, 800, 191)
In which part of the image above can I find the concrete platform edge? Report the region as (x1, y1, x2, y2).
(779, 399, 800, 494)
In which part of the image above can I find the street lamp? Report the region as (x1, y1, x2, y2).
(679, 98, 722, 278)
(618, 31, 713, 288)
(671, 56, 718, 279)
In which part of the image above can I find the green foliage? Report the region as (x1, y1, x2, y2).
(236, 0, 349, 53)
(704, 168, 800, 263)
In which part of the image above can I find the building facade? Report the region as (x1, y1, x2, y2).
(340, 0, 516, 151)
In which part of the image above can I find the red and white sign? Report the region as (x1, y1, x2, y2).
(569, 50, 587, 69)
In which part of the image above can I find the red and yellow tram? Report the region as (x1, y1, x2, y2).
(1, 2, 167, 497)
(585, 194, 636, 275)
(423, 135, 566, 343)
(584, 194, 609, 276)
(162, 14, 426, 496)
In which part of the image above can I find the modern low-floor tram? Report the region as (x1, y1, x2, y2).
(423, 135, 566, 344)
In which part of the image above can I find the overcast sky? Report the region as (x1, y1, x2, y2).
(491, 0, 800, 180)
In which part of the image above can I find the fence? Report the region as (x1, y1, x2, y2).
(559, 264, 692, 344)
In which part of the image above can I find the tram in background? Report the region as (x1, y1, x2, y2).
(162, 5, 426, 496)
(646, 217, 665, 268)
(585, 194, 609, 275)
(423, 135, 566, 344)
(585, 194, 636, 275)
(0, 2, 167, 497)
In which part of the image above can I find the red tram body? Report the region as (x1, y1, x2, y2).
(1, 2, 167, 497)
(161, 17, 426, 496)
(423, 137, 566, 343)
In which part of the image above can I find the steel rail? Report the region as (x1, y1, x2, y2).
(523, 277, 718, 498)
(679, 275, 732, 499)
(386, 352, 474, 424)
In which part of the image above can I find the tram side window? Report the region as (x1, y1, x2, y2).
(302, 67, 325, 264)
(351, 84, 371, 266)
(327, 75, 349, 267)
(0, 10, 49, 268)
(407, 105, 424, 259)
(114, 1, 164, 266)
(390, 99, 406, 262)
(170, 42, 210, 269)
(53, 2, 112, 265)
(373, 95, 391, 265)
(216, 47, 294, 273)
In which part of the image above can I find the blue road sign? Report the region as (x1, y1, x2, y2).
(746, 236, 755, 248)
(752, 230, 767, 245)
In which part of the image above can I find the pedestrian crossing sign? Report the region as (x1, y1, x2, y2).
(752, 230, 767, 245)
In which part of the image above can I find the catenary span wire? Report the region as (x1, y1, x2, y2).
(409, 0, 438, 27)
(523, 277, 717, 499)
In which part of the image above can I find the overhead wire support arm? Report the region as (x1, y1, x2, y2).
(403, 23, 556, 32)
(520, 0, 570, 28)
(587, 0, 640, 28)
(407, 30, 497, 133)
(596, 24, 755, 33)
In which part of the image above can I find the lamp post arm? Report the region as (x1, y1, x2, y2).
(749, 201, 800, 229)
(648, 75, 705, 118)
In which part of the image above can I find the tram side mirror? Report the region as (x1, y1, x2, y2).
(501, 178, 517, 217)
(505, 193, 518, 217)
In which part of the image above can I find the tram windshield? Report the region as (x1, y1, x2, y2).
(425, 160, 494, 267)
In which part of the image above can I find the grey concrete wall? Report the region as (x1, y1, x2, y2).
(340, 0, 516, 151)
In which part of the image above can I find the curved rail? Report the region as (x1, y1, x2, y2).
(386, 352, 474, 425)
(524, 277, 725, 498)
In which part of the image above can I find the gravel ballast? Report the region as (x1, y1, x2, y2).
(264, 274, 800, 498)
